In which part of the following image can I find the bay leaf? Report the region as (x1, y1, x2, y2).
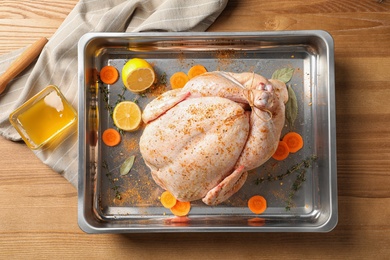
(285, 85, 298, 128)
(120, 155, 135, 176)
(271, 68, 294, 83)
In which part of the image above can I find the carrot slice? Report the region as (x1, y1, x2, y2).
(170, 72, 189, 89)
(170, 200, 191, 217)
(160, 190, 177, 209)
(248, 195, 267, 214)
(169, 216, 190, 223)
(247, 217, 266, 227)
(100, 65, 119, 84)
(272, 140, 290, 161)
(282, 132, 304, 153)
(188, 64, 207, 79)
(102, 128, 121, 146)
(165, 216, 190, 224)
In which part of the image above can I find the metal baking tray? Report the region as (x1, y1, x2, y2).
(78, 31, 337, 233)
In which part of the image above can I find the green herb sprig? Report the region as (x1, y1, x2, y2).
(271, 68, 294, 84)
(271, 68, 298, 129)
(285, 84, 298, 129)
(255, 155, 317, 211)
(115, 86, 127, 108)
(285, 169, 307, 211)
(160, 72, 167, 85)
(100, 85, 113, 115)
(102, 160, 122, 200)
(100, 84, 128, 134)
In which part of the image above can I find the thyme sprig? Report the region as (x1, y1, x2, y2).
(255, 155, 317, 211)
(255, 155, 317, 184)
(159, 72, 167, 85)
(285, 169, 307, 211)
(102, 160, 122, 200)
(99, 84, 127, 134)
(115, 86, 127, 108)
(100, 85, 113, 115)
(100, 85, 128, 118)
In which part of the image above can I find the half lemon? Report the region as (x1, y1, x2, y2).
(113, 101, 142, 131)
(121, 58, 156, 93)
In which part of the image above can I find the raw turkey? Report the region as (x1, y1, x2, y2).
(139, 71, 288, 205)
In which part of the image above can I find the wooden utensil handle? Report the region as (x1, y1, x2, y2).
(0, 37, 48, 94)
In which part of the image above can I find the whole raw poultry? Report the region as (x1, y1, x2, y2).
(140, 71, 288, 205)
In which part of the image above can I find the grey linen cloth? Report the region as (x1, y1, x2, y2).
(0, 0, 228, 187)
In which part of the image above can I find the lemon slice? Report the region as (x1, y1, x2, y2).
(113, 101, 142, 131)
(121, 58, 156, 93)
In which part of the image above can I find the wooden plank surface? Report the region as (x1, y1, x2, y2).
(1, 0, 390, 259)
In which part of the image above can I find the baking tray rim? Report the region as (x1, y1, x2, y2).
(77, 30, 337, 233)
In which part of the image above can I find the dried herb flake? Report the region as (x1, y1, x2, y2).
(285, 85, 298, 128)
(120, 155, 135, 176)
(271, 68, 294, 83)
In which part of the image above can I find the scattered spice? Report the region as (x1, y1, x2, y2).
(123, 136, 139, 151)
(215, 49, 237, 69)
(215, 49, 237, 59)
(146, 81, 167, 98)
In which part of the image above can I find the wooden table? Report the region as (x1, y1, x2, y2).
(1, 0, 389, 258)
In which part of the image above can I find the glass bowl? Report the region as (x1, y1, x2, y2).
(9, 85, 77, 149)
